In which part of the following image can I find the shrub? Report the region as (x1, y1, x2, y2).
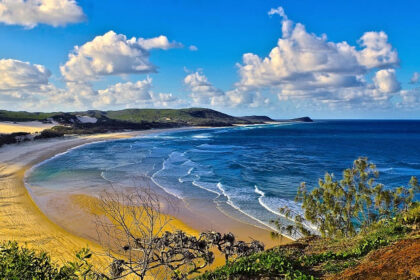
(273, 157, 419, 238)
(35, 129, 64, 139)
(0, 242, 102, 280)
(0, 132, 30, 147)
(197, 250, 314, 280)
(96, 186, 264, 280)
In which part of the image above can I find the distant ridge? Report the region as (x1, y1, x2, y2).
(0, 108, 252, 134)
(0, 108, 313, 135)
(239, 115, 275, 122)
(277, 116, 313, 123)
(290, 116, 313, 122)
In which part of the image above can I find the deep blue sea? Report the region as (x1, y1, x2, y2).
(26, 120, 420, 235)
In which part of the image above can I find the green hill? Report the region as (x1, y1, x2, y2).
(103, 108, 249, 126)
(0, 108, 251, 127)
(0, 108, 312, 137)
(0, 110, 57, 122)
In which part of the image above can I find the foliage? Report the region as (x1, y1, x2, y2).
(298, 206, 418, 274)
(300, 235, 390, 267)
(0, 132, 30, 147)
(272, 157, 419, 238)
(197, 162, 420, 279)
(105, 108, 249, 126)
(34, 129, 64, 139)
(0, 241, 103, 280)
(200, 231, 264, 264)
(398, 201, 420, 225)
(322, 259, 357, 274)
(197, 249, 314, 280)
(108, 230, 216, 280)
(0, 108, 253, 133)
(96, 186, 264, 279)
(0, 110, 57, 122)
(271, 211, 311, 240)
(96, 187, 175, 279)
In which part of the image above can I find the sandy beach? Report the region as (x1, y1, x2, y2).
(0, 121, 56, 134)
(0, 127, 290, 269)
(0, 129, 184, 266)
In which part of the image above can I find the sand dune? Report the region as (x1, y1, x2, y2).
(0, 121, 57, 134)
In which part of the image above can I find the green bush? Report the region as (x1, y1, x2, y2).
(273, 157, 419, 239)
(197, 250, 314, 280)
(0, 132, 30, 147)
(0, 242, 102, 280)
(35, 129, 64, 139)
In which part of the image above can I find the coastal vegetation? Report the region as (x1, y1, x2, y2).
(272, 157, 419, 239)
(0, 108, 275, 144)
(0, 108, 247, 146)
(0, 242, 99, 279)
(0, 110, 57, 122)
(94, 186, 264, 279)
(0, 107, 312, 147)
(199, 158, 419, 279)
(0, 132, 31, 147)
(0, 108, 314, 135)
(0, 129, 63, 147)
(0, 157, 418, 279)
(198, 205, 419, 279)
(0, 108, 258, 130)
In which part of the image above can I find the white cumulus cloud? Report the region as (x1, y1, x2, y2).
(0, 59, 57, 108)
(235, 6, 400, 109)
(29, 77, 183, 111)
(0, 59, 51, 90)
(0, 57, 182, 111)
(397, 88, 420, 110)
(189, 45, 198, 51)
(60, 31, 182, 82)
(0, 0, 84, 28)
(410, 72, 420, 84)
(357, 32, 399, 69)
(184, 71, 269, 108)
(137, 35, 183, 50)
(184, 71, 224, 105)
(373, 69, 401, 93)
(94, 78, 153, 108)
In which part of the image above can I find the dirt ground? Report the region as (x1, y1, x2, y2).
(333, 238, 420, 280)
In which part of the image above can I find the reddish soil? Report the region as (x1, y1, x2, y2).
(333, 238, 420, 280)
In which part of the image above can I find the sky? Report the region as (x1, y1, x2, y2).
(0, 0, 420, 119)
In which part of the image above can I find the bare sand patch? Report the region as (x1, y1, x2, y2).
(0, 121, 55, 134)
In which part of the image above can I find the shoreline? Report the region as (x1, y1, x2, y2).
(0, 128, 187, 266)
(0, 126, 290, 265)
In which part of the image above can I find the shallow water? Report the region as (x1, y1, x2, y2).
(26, 120, 420, 237)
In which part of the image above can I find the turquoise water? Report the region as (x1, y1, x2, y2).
(26, 120, 420, 235)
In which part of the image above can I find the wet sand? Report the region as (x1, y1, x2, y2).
(0, 129, 184, 267)
(0, 127, 290, 268)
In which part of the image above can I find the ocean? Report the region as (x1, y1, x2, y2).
(26, 120, 420, 237)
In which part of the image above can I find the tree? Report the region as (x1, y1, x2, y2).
(94, 185, 205, 279)
(200, 232, 264, 265)
(271, 157, 419, 239)
(95, 185, 264, 279)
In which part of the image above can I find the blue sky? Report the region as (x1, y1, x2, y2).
(0, 0, 419, 118)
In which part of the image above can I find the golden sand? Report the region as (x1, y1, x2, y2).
(70, 193, 198, 236)
(0, 128, 290, 275)
(0, 131, 177, 268)
(0, 121, 55, 134)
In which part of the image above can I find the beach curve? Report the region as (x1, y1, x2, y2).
(0, 126, 290, 271)
(0, 129, 189, 267)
